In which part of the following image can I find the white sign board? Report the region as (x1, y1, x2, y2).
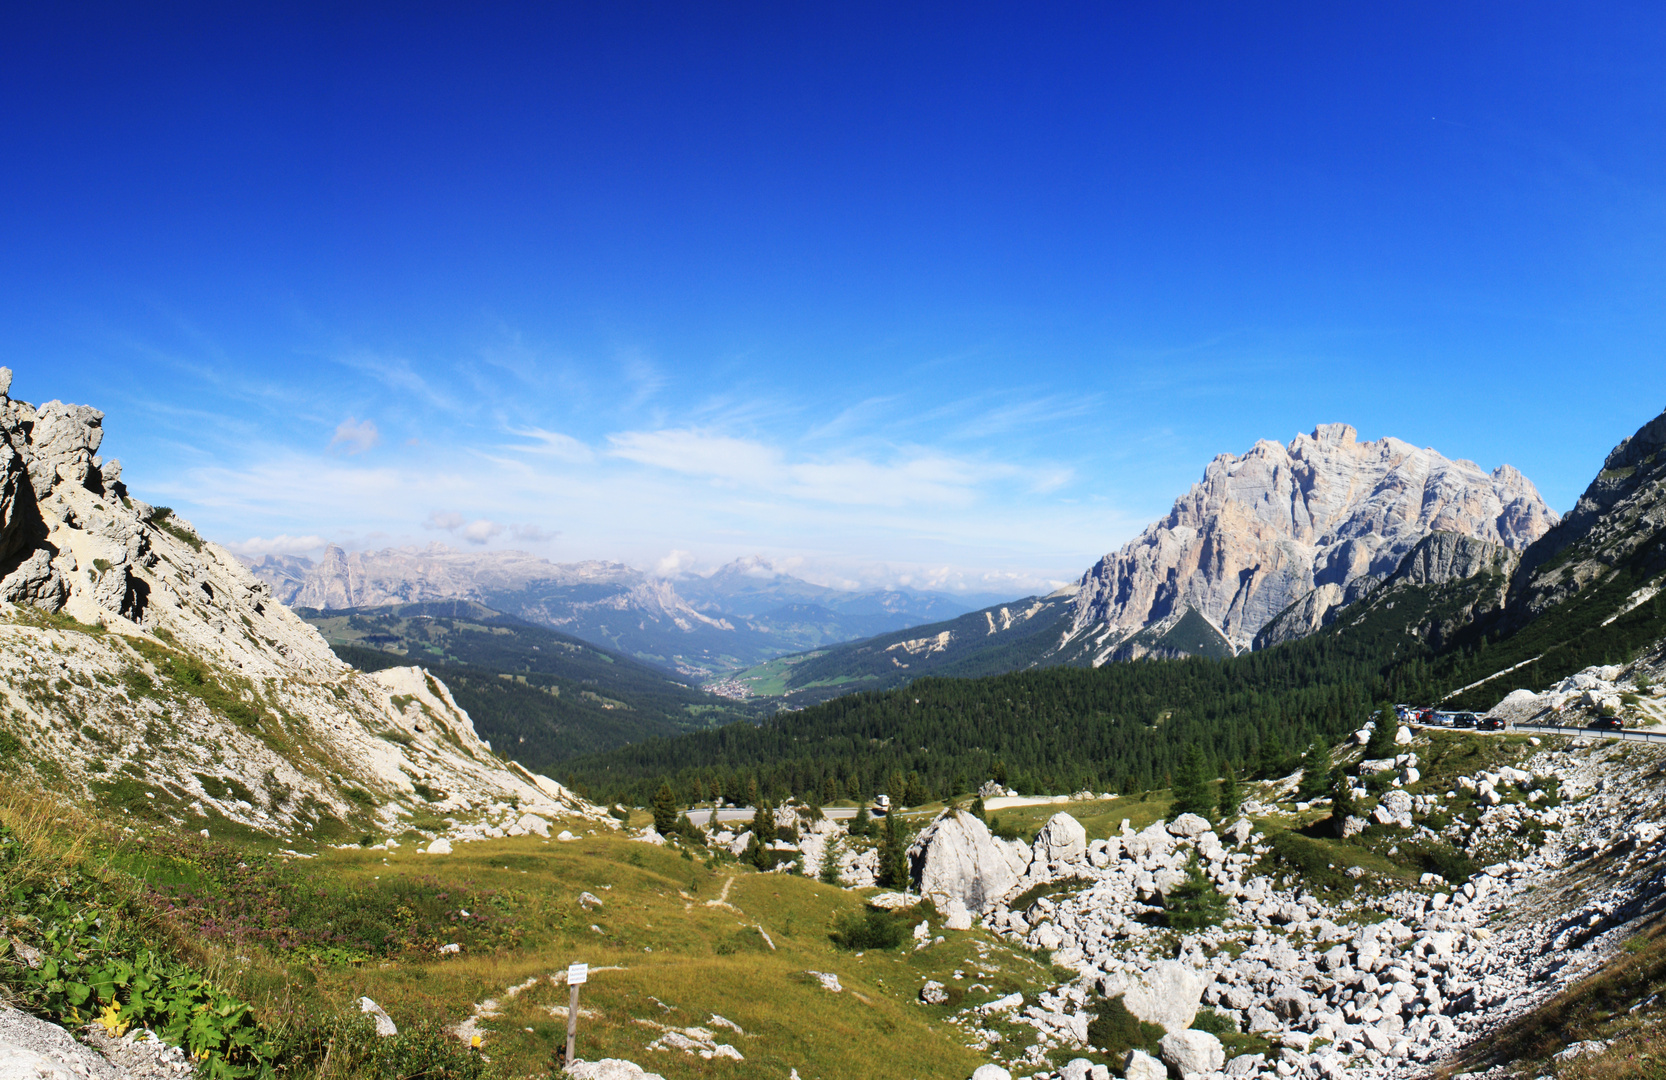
(567, 962, 589, 986)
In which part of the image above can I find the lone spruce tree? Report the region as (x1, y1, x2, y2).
(652, 781, 678, 836)
(750, 800, 775, 869)
(819, 836, 842, 885)
(878, 774, 909, 889)
(1163, 853, 1228, 930)
(1216, 764, 1241, 823)
(1169, 744, 1214, 820)
(1327, 767, 1360, 837)
(1365, 703, 1400, 760)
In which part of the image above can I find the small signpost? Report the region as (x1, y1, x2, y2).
(566, 962, 588, 1065)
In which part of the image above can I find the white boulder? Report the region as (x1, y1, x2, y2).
(1121, 1049, 1167, 1080)
(357, 996, 397, 1037)
(1167, 813, 1212, 838)
(1114, 960, 1205, 1033)
(563, 1061, 667, 1080)
(1159, 1029, 1226, 1075)
(907, 810, 1026, 915)
(1033, 812, 1089, 863)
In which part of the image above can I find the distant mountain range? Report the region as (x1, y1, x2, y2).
(243, 548, 997, 677)
(719, 424, 1559, 702)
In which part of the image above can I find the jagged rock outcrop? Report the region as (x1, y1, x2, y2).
(1066, 424, 1556, 660)
(1510, 407, 1666, 620)
(1255, 531, 1519, 650)
(0, 369, 602, 837)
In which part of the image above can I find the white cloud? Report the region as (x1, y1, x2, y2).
(220, 534, 330, 557)
(329, 417, 381, 455)
(462, 519, 503, 544)
(606, 428, 781, 484)
(505, 427, 595, 463)
(656, 549, 695, 575)
(509, 523, 557, 543)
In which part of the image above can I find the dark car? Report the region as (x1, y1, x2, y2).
(1453, 713, 1479, 729)
(1477, 717, 1505, 731)
(1591, 716, 1625, 731)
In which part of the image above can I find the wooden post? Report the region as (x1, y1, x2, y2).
(566, 962, 588, 1065)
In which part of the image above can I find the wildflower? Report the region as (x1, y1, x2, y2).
(95, 1000, 131, 1037)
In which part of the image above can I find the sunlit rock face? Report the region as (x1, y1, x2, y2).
(1069, 423, 1557, 660)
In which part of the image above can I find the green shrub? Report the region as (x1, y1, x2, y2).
(1087, 994, 1164, 1059)
(1397, 839, 1477, 885)
(1163, 855, 1228, 930)
(1193, 1008, 1240, 1036)
(1266, 831, 1350, 892)
(829, 908, 908, 951)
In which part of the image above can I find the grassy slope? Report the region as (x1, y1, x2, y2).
(0, 780, 1075, 1080)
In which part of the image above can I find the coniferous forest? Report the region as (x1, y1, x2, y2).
(560, 553, 1666, 806)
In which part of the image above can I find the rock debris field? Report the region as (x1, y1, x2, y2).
(905, 728, 1666, 1080)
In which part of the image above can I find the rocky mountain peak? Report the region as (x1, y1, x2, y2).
(1069, 424, 1558, 660)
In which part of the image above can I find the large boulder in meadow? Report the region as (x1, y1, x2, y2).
(908, 810, 1027, 915)
(1032, 811, 1088, 864)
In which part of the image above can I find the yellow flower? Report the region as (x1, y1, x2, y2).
(470, 1034, 483, 1049)
(95, 1000, 130, 1037)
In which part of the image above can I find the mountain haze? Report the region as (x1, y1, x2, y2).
(247, 547, 983, 677)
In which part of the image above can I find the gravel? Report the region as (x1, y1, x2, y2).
(0, 1006, 196, 1080)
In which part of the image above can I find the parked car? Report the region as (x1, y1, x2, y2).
(1591, 716, 1625, 731)
(1453, 713, 1479, 729)
(1478, 717, 1505, 731)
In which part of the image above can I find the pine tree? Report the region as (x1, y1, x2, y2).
(1216, 764, 1241, 823)
(878, 774, 910, 888)
(1327, 767, 1359, 836)
(652, 781, 678, 836)
(850, 804, 871, 837)
(1365, 703, 1399, 760)
(750, 800, 774, 869)
(818, 837, 842, 884)
(1163, 854, 1228, 930)
(992, 759, 1008, 786)
(1169, 744, 1214, 820)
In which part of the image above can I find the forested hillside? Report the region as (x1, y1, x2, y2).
(562, 625, 1410, 804)
(314, 603, 759, 768)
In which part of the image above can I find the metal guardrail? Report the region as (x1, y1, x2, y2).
(1410, 719, 1666, 744)
(1510, 722, 1666, 744)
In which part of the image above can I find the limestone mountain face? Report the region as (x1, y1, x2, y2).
(0, 369, 597, 838)
(1254, 531, 1520, 652)
(1068, 424, 1557, 659)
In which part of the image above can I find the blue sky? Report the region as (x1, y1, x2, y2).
(4, 3, 1664, 596)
